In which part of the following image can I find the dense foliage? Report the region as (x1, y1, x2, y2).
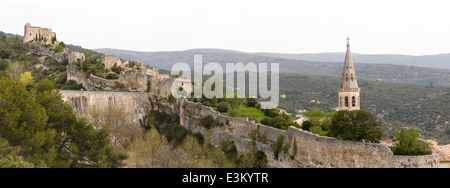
(327, 110, 384, 143)
(390, 128, 432, 156)
(0, 77, 125, 168)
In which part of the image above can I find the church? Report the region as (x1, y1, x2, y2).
(337, 38, 361, 111)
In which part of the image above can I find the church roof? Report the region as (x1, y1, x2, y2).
(339, 38, 359, 90)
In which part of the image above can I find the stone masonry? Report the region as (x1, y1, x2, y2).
(60, 89, 439, 168)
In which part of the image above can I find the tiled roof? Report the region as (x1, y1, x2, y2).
(433, 145, 450, 162)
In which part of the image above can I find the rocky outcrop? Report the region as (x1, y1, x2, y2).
(118, 70, 149, 92)
(66, 52, 154, 92)
(24, 43, 65, 62)
(100, 54, 122, 70)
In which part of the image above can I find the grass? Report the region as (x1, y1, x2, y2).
(222, 105, 266, 122)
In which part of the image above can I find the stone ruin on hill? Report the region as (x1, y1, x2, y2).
(66, 51, 193, 93)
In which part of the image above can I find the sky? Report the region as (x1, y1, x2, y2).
(1, 0, 449, 55)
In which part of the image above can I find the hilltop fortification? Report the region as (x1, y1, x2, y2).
(23, 23, 58, 45)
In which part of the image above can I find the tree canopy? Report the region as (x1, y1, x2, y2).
(328, 110, 384, 143)
(0, 77, 126, 167)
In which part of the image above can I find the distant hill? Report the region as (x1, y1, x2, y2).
(0, 31, 23, 40)
(95, 48, 450, 86)
(254, 52, 450, 70)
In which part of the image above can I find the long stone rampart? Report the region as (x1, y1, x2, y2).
(60, 90, 439, 168)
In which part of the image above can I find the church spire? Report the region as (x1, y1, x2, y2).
(340, 37, 359, 90)
(338, 37, 361, 111)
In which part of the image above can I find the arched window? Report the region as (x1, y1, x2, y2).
(345, 97, 349, 107)
(352, 96, 356, 107)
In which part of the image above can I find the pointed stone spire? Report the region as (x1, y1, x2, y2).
(338, 37, 361, 111)
(340, 37, 359, 90)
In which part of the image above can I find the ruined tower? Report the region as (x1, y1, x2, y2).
(338, 37, 361, 111)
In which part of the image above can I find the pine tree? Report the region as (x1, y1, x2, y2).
(52, 35, 57, 44)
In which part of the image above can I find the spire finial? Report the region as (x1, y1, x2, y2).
(346, 37, 351, 47)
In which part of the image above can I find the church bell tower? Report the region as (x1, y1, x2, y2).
(338, 37, 361, 111)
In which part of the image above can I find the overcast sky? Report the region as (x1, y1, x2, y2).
(1, 0, 449, 55)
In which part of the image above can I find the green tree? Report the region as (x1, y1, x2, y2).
(304, 109, 325, 126)
(37, 84, 126, 168)
(59, 41, 66, 48)
(390, 128, 432, 156)
(52, 35, 57, 44)
(0, 77, 126, 168)
(0, 77, 57, 166)
(328, 110, 384, 143)
(0, 47, 12, 59)
(34, 78, 55, 93)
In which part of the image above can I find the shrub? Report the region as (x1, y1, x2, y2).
(239, 148, 267, 168)
(245, 98, 258, 108)
(301, 121, 313, 131)
(217, 102, 230, 113)
(0, 156, 35, 168)
(219, 140, 238, 161)
(272, 135, 285, 160)
(0, 60, 9, 71)
(111, 66, 124, 74)
(199, 115, 215, 129)
(264, 108, 280, 118)
(260, 114, 298, 131)
(106, 73, 119, 80)
(53, 45, 64, 53)
(391, 128, 432, 156)
(193, 133, 204, 145)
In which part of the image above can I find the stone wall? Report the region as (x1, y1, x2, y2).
(88, 74, 120, 91)
(287, 127, 438, 168)
(60, 90, 439, 168)
(60, 91, 151, 126)
(148, 96, 439, 168)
